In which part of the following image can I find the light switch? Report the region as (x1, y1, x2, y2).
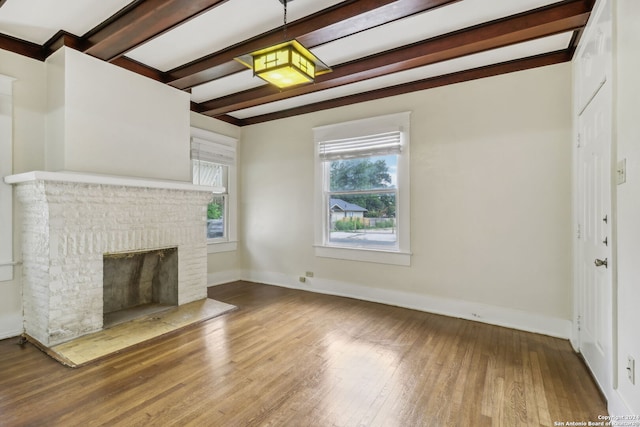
(617, 159, 627, 185)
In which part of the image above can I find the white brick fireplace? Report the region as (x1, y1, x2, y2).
(5, 171, 217, 347)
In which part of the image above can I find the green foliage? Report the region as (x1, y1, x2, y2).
(334, 219, 364, 231)
(332, 218, 395, 232)
(374, 219, 395, 228)
(330, 158, 392, 191)
(207, 198, 223, 220)
(330, 157, 397, 219)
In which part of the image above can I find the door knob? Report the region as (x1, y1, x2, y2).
(594, 258, 608, 268)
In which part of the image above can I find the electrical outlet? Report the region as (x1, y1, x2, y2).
(299, 276, 306, 283)
(305, 271, 314, 278)
(628, 356, 635, 385)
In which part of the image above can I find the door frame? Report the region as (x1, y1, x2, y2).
(572, 0, 617, 399)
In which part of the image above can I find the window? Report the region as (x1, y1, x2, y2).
(191, 127, 237, 253)
(314, 112, 411, 266)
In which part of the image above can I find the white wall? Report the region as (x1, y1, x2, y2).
(44, 48, 65, 172)
(0, 75, 15, 282)
(0, 51, 47, 173)
(240, 63, 574, 337)
(614, 0, 640, 414)
(0, 49, 47, 339)
(45, 48, 192, 182)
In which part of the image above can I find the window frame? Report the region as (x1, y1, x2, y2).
(313, 112, 411, 266)
(191, 127, 238, 253)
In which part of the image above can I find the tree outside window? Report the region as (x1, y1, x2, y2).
(327, 154, 398, 249)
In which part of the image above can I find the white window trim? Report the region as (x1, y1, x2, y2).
(0, 75, 15, 282)
(191, 127, 238, 253)
(313, 111, 411, 266)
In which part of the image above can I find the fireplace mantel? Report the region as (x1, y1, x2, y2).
(5, 170, 223, 193)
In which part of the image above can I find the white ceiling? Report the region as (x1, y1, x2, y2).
(0, 0, 133, 44)
(0, 0, 588, 124)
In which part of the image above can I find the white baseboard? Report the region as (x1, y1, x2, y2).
(241, 270, 573, 339)
(0, 313, 22, 340)
(2, 269, 574, 341)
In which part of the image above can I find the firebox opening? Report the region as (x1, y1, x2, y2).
(103, 247, 178, 328)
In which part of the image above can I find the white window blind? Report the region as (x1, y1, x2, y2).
(192, 160, 225, 188)
(319, 131, 401, 161)
(191, 137, 236, 166)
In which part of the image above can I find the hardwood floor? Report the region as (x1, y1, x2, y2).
(0, 281, 606, 426)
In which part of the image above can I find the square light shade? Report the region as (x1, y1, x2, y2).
(236, 40, 331, 89)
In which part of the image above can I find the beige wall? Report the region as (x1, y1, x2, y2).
(45, 48, 192, 181)
(0, 49, 46, 338)
(614, 0, 640, 414)
(0, 50, 47, 174)
(241, 63, 573, 335)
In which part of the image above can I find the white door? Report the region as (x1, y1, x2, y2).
(576, 77, 612, 394)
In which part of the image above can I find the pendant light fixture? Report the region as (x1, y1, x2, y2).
(235, 0, 331, 89)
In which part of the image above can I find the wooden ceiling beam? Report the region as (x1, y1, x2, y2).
(83, 0, 230, 62)
(0, 33, 44, 61)
(110, 56, 167, 82)
(198, 0, 592, 117)
(0, 28, 167, 87)
(237, 50, 571, 125)
(34, 28, 168, 82)
(167, 0, 461, 90)
(210, 113, 246, 127)
(43, 31, 87, 57)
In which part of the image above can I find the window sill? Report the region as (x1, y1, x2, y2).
(314, 245, 411, 266)
(207, 240, 238, 254)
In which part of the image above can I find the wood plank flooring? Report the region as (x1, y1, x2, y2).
(0, 281, 607, 426)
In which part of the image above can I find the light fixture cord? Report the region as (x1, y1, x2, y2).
(283, 0, 288, 40)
